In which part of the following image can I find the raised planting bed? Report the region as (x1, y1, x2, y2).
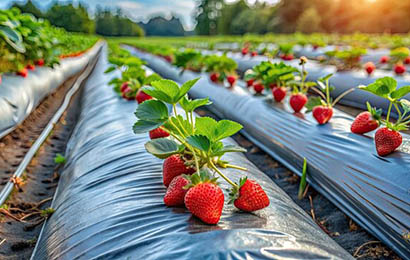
(130, 49, 410, 260)
(0, 41, 104, 139)
(30, 47, 352, 260)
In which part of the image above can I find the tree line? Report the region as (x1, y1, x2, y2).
(195, 0, 410, 35)
(12, 1, 144, 37)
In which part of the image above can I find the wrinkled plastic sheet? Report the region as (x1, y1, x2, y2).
(195, 49, 410, 117)
(130, 49, 410, 260)
(31, 47, 352, 260)
(0, 41, 104, 139)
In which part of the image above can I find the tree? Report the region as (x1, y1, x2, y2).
(296, 7, 322, 33)
(194, 0, 223, 35)
(95, 8, 144, 37)
(12, 0, 42, 18)
(45, 3, 95, 33)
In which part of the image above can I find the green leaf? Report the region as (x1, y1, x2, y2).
(213, 120, 243, 141)
(212, 144, 247, 156)
(305, 96, 324, 112)
(391, 86, 410, 99)
(0, 25, 25, 53)
(180, 96, 212, 112)
(186, 135, 211, 152)
(134, 100, 169, 122)
(133, 120, 164, 134)
(162, 115, 193, 137)
(141, 85, 174, 104)
(145, 138, 183, 159)
(150, 79, 180, 103)
(195, 117, 218, 139)
(54, 153, 66, 164)
(104, 66, 116, 74)
(178, 78, 200, 100)
(359, 77, 397, 99)
(144, 73, 162, 85)
(319, 73, 333, 82)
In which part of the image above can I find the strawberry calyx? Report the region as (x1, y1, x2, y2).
(228, 177, 247, 204)
(366, 101, 382, 122)
(183, 170, 219, 190)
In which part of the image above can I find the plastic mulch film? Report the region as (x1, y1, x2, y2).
(0, 41, 104, 139)
(194, 49, 410, 117)
(130, 48, 410, 260)
(31, 47, 352, 260)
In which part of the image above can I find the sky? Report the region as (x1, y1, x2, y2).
(0, 0, 278, 30)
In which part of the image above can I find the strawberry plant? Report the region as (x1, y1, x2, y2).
(133, 78, 270, 224)
(326, 48, 367, 71)
(203, 54, 237, 87)
(173, 48, 203, 73)
(306, 73, 354, 124)
(278, 43, 294, 60)
(358, 77, 410, 156)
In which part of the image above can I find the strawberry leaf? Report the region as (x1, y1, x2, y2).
(143, 73, 162, 85)
(133, 120, 164, 134)
(305, 96, 323, 112)
(186, 135, 211, 152)
(134, 100, 168, 123)
(391, 86, 410, 99)
(180, 96, 212, 112)
(162, 115, 193, 137)
(195, 117, 218, 139)
(104, 66, 116, 74)
(177, 78, 200, 101)
(142, 80, 180, 104)
(359, 77, 397, 99)
(212, 144, 247, 157)
(145, 138, 184, 159)
(318, 73, 333, 82)
(213, 120, 243, 141)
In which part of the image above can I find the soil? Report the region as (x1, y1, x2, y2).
(195, 106, 402, 260)
(0, 63, 93, 259)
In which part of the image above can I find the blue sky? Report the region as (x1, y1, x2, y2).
(0, 0, 277, 30)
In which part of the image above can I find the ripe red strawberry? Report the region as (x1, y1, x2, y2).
(281, 54, 294, 61)
(405, 57, 410, 65)
(241, 48, 249, 56)
(351, 103, 381, 134)
(164, 55, 173, 63)
(184, 173, 224, 224)
(136, 90, 153, 104)
(375, 127, 402, 156)
(380, 56, 389, 64)
(394, 64, 406, 75)
(272, 87, 287, 102)
(312, 44, 319, 50)
(164, 175, 189, 207)
(251, 51, 258, 57)
(246, 79, 254, 87)
(17, 68, 28, 78)
(26, 64, 35, 71)
(227, 75, 236, 86)
(149, 127, 169, 139)
(312, 105, 333, 125)
(364, 62, 375, 75)
(253, 83, 264, 94)
(230, 178, 269, 212)
(210, 72, 219, 83)
(289, 93, 307, 112)
(163, 155, 195, 187)
(120, 82, 130, 93)
(35, 59, 45, 66)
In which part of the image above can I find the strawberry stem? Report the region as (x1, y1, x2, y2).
(209, 161, 238, 189)
(386, 102, 393, 123)
(222, 164, 248, 171)
(331, 88, 355, 107)
(394, 103, 402, 123)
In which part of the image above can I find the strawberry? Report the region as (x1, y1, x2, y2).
(380, 56, 389, 64)
(230, 178, 269, 212)
(241, 48, 249, 56)
(351, 103, 381, 134)
(394, 64, 406, 75)
(164, 175, 189, 207)
(289, 93, 307, 112)
(227, 75, 236, 86)
(210, 72, 219, 83)
(364, 62, 375, 75)
(375, 127, 402, 156)
(405, 57, 410, 65)
(136, 90, 153, 104)
(26, 64, 35, 71)
(120, 82, 130, 93)
(312, 105, 333, 125)
(17, 68, 28, 78)
(272, 87, 287, 102)
(269, 83, 277, 89)
(281, 54, 294, 61)
(184, 172, 224, 224)
(163, 155, 195, 187)
(35, 59, 45, 66)
(253, 83, 264, 94)
(246, 79, 254, 87)
(149, 127, 169, 139)
(251, 51, 258, 57)
(164, 55, 173, 63)
(312, 44, 319, 50)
